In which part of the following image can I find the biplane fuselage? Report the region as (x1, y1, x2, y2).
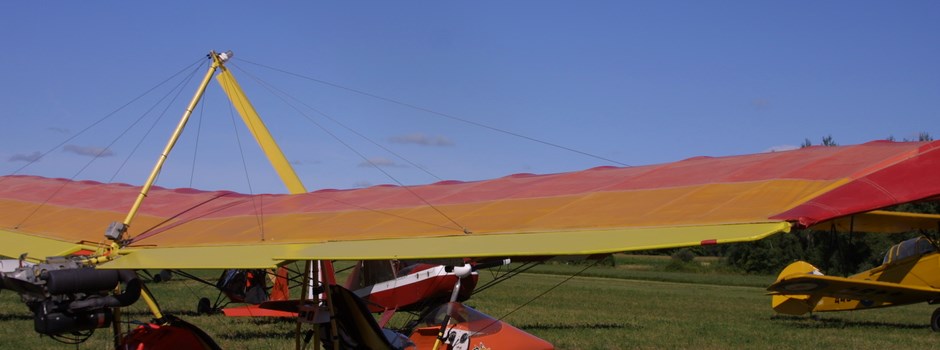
(353, 263, 478, 313)
(769, 237, 940, 330)
(238, 262, 479, 319)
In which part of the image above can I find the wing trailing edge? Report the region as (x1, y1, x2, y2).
(96, 222, 790, 269)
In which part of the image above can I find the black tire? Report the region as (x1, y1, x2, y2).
(158, 269, 173, 282)
(197, 297, 212, 314)
(932, 308, 940, 332)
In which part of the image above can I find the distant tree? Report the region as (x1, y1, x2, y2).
(857, 232, 919, 272)
(800, 136, 838, 148)
(896, 132, 933, 142)
(724, 232, 804, 275)
(671, 248, 695, 263)
(886, 135, 896, 141)
(799, 228, 873, 276)
(890, 200, 939, 219)
(682, 132, 936, 276)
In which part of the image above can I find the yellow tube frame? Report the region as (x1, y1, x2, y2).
(96, 50, 313, 341)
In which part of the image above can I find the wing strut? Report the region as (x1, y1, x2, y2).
(94, 51, 314, 344)
(77, 50, 329, 349)
(102, 51, 229, 349)
(215, 63, 307, 194)
(102, 51, 230, 246)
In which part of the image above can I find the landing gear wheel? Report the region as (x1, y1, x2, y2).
(158, 269, 173, 282)
(197, 297, 212, 315)
(153, 269, 172, 283)
(932, 308, 940, 332)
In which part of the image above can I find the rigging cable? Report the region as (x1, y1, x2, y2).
(14, 58, 206, 228)
(232, 63, 444, 182)
(1, 57, 205, 181)
(230, 63, 467, 233)
(189, 71, 209, 188)
(237, 59, 629, 167)
(470, 258, 602, 338)
(471, 261, 542, 296)
(222, 88, 266, 241)
(108, 61, 204, 183)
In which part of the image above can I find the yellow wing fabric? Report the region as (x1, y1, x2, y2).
(1, 140, 939, 269)
(808, 210, 940, 233)
(99, 222, 788, 269)
(0, 229, 99, 263)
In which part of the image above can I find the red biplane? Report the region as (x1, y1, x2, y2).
(211, 259, 485, 324)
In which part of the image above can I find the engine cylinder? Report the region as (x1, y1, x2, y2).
(45, 268, 119, 294)
(33, 301, 113, 335)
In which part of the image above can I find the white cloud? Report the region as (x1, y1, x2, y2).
(8, 151, 42, 162)
(63, 144, 115, 158)
(353, 181, 373, 188)
(763, 145, 799, 153)
(289, 159, 321, 166)
(358, 157, 406, 168)
(389, 133, 454, 147)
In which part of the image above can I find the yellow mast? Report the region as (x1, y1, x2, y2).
(107, 50, 307, 245)
(215, 63, 307, 194)
(97, 50, 319, 347)
(108, 52, 227, 243)
(101, 51, 228, 345)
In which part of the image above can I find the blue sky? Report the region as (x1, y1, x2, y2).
(1, 2, 937, 193)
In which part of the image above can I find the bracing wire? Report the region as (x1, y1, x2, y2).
(229, 63, 468, 233)
(469, 258, 602, 338)
(14, 58, 206, 228)
(223, 91, 266, 241)
(108, 62, 204, 183)
(1, 57, 205, 181)
(237, 59, 630, 167)
(189, 76, 208, 188)
(231, 64, 444, 182)
(471, 261, 542, 295)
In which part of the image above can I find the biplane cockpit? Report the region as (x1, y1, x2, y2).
(882, 236, 938, 265)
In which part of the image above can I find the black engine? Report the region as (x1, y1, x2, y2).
(0, 257, 141, 340)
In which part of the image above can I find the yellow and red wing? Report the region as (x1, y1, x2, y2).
(1, 140, 939, 268)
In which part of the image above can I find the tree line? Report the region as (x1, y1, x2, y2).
(670, 134, 938, 276)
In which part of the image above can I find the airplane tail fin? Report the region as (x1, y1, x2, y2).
(770, 261, 822, 315)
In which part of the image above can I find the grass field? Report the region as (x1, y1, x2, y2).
(1, 255, 937, 349)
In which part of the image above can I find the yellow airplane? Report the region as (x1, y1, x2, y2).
(2, 50, 940, 349)
(769, 235, 940, 330)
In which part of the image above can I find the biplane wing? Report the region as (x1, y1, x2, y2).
(767, 269, 940, 315)
(768, 273, 940, 305)
(1, 140, 940, 269)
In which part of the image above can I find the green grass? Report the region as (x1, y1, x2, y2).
(1, 255, 938, 349)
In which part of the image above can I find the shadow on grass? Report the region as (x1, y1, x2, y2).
(0, 313, 32, 321)
(770, 315, 927, 330)
(519, 322, 639, 330)
(216, 330, 296, 340)
(214, 323, 640, 341)
(117, 309, 206, 318)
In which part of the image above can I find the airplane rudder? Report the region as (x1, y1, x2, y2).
(771, 294, 814, 315)
(770, 261, 822, 315)
(775, 261, 822, 282)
